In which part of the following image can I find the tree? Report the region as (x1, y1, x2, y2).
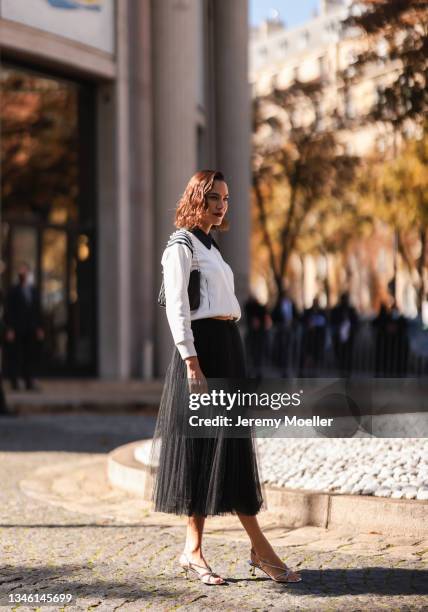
(379, 128, 428, 311)
(252, 79, 359, 299)
(346, 125, 428, 313)
(339, 1, 428, 313)
(342, 0, 428, 129)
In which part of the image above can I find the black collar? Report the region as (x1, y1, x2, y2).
(189, 227, 220, 251)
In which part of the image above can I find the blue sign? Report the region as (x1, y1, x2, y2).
(47, 0, 101, 10)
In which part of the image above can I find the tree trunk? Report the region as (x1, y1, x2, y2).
(417, 227, 427, 315)
(279, 169, 300, 281)
(253, 176, 281, 292)
(391, 228, 399, 301)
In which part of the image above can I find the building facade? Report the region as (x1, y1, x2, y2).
(249, 0, 401, 156)
(0, 0, 251, 379)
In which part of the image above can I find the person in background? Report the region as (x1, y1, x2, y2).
(372, 298, 408, 377)
(4, 262, 44, 390)
(244, 293, 270, 378)
(330, 292, 359, 376)
(300, 296, 328, 376)
(271, 288, 299, 377)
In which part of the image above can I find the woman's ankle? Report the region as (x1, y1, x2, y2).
(252, 541, 276, 560)
(182, 545, 203, 557)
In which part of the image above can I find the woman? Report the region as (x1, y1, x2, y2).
(151, 170, 302, 586)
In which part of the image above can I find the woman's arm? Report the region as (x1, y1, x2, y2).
(162, 241, 196, 359)
(162, 241, 207, 388)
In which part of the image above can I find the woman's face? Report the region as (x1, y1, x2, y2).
(202, 180, 229, 227)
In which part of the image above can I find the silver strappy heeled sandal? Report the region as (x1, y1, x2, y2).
(248, 548, 302, 583)
(179, 553, 226, 585)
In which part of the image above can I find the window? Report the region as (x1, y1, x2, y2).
(344, 88, 355, 119)
(298, 30, 310, 49)
(279, 38, 289, 52)
(318, 55, 326, 78)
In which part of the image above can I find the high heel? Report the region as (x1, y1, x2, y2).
(179, 553, 226, 585)
(248, 548, 302, 583)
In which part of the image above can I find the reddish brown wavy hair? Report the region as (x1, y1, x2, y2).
(175, 170, 229, 231)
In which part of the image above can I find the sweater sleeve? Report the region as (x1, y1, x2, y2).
(161, 241, 197, 360)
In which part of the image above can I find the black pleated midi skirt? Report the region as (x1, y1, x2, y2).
(151, 318, 265, 517)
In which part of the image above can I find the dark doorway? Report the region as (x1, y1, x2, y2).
(0, 62, 97, 376)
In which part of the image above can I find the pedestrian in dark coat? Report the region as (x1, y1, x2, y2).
(4, 263, 44, 390)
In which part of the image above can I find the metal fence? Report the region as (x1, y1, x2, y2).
(243, 319, 428, 379)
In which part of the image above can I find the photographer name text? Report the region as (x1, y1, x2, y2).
(188, 415, 333, 428)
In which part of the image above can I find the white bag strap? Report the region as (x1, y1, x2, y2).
(183, 229, 200, 271)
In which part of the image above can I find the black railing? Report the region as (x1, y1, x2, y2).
(243, 318, 428, 379)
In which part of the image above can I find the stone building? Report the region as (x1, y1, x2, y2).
(0, 0, 250, 378)
(249, 0, 402, 156)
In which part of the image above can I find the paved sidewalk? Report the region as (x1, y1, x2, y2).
(0, 414, 427, 611)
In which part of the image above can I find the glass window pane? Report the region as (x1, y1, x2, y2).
(11, 226, 37, 283)
(42, 228, 67, 363)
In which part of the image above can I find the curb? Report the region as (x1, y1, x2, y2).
(5, 398, 160, 415)
(4, 380, 163, 415)
(108, 440, 428, 537)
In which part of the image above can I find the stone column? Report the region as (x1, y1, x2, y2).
(212, 0, 251, 307)
(128, 0, 155, 379)
(97, 0, 131, 378)
(152, 0, 199, 375)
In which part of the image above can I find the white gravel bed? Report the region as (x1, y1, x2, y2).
(257, 438, 428, 500)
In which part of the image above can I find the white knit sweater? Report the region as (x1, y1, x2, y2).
(161, 228, 241, 360)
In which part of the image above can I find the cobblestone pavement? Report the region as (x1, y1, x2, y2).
(0, 414, 427, 611)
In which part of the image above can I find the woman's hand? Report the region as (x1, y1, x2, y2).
(185, 356, 208, 394)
